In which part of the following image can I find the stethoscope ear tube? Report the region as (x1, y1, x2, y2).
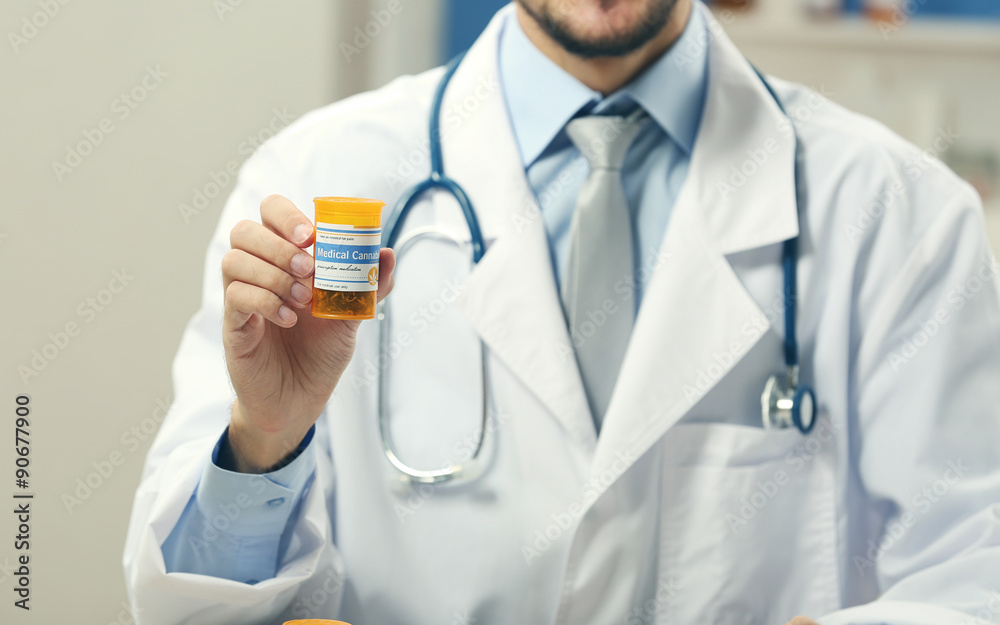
(383, 50, 485, 264)
(376, 227, 489, 486)
(376, 50, 491, 487)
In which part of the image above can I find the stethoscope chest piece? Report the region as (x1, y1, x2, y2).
(762, 371, 817, 434)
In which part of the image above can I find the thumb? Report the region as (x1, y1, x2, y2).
(376, 248, 397, 303)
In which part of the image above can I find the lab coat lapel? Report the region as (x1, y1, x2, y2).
(590, 3, 801, 496)
(556, 7, 803, 622)
(445, 7, 598, 452)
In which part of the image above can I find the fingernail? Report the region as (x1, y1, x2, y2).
(290, 253, 313, 278)
(278, 305, 296, 324)
(293, 223, 312, 245)
(290, 282, 312, 304)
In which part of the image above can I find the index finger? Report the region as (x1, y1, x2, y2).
(260, 194, 314, 248)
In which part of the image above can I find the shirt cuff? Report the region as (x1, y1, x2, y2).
(194, 425, 316, 537)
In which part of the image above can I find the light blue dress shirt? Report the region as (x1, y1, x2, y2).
(162, 6, 708, 583)
(160, 426, 316, 583)
(501, 5, 707, 307)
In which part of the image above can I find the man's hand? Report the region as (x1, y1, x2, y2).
(784, 617, 820, 625)
(220, 194, 396, 473)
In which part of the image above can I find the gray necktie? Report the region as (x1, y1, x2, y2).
(562, 109, 648, 430)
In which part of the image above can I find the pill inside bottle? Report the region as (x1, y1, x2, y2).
(311, 197, 385, 320)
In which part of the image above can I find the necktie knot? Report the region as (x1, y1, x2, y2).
(565, 110, 649, 171)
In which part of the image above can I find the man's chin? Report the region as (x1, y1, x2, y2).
(520, 0, 679, 59)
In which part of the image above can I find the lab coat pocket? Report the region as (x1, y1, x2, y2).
(657, 419, 840, 625)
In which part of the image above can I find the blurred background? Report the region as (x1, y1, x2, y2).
(0, 0, 997, 622)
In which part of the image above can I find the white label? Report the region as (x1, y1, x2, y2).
(314, 222, 381, 292)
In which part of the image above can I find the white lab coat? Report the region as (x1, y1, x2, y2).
(124, 4, 1000, 624)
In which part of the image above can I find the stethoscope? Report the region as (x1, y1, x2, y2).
(377, 52, 817, 485)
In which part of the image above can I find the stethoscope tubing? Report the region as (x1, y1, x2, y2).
(377, 54, 817, 485)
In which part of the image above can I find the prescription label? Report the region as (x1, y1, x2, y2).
(314, 222, 381, 292)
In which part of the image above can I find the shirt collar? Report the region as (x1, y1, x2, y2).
(498, 2, 708, 168)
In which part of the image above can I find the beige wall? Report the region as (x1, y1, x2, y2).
(0, 1, 441, 622)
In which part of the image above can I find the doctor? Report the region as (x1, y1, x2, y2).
(125, 0, 1000, 624)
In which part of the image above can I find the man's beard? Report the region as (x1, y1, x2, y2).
(518, 0, 680, 59)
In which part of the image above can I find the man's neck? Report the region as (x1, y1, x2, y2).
(515, 0, 692, 96)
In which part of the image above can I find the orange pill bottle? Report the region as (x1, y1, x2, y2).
(311, 197, 385, 320)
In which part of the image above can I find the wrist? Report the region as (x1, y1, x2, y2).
(222, 401, 313, 473)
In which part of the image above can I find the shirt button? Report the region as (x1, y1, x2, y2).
(266, 497, 286, 507)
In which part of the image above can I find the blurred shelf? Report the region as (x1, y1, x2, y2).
(715, 11, 1000, 55)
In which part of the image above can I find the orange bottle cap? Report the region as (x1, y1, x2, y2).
(314, 196, 385, 222)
